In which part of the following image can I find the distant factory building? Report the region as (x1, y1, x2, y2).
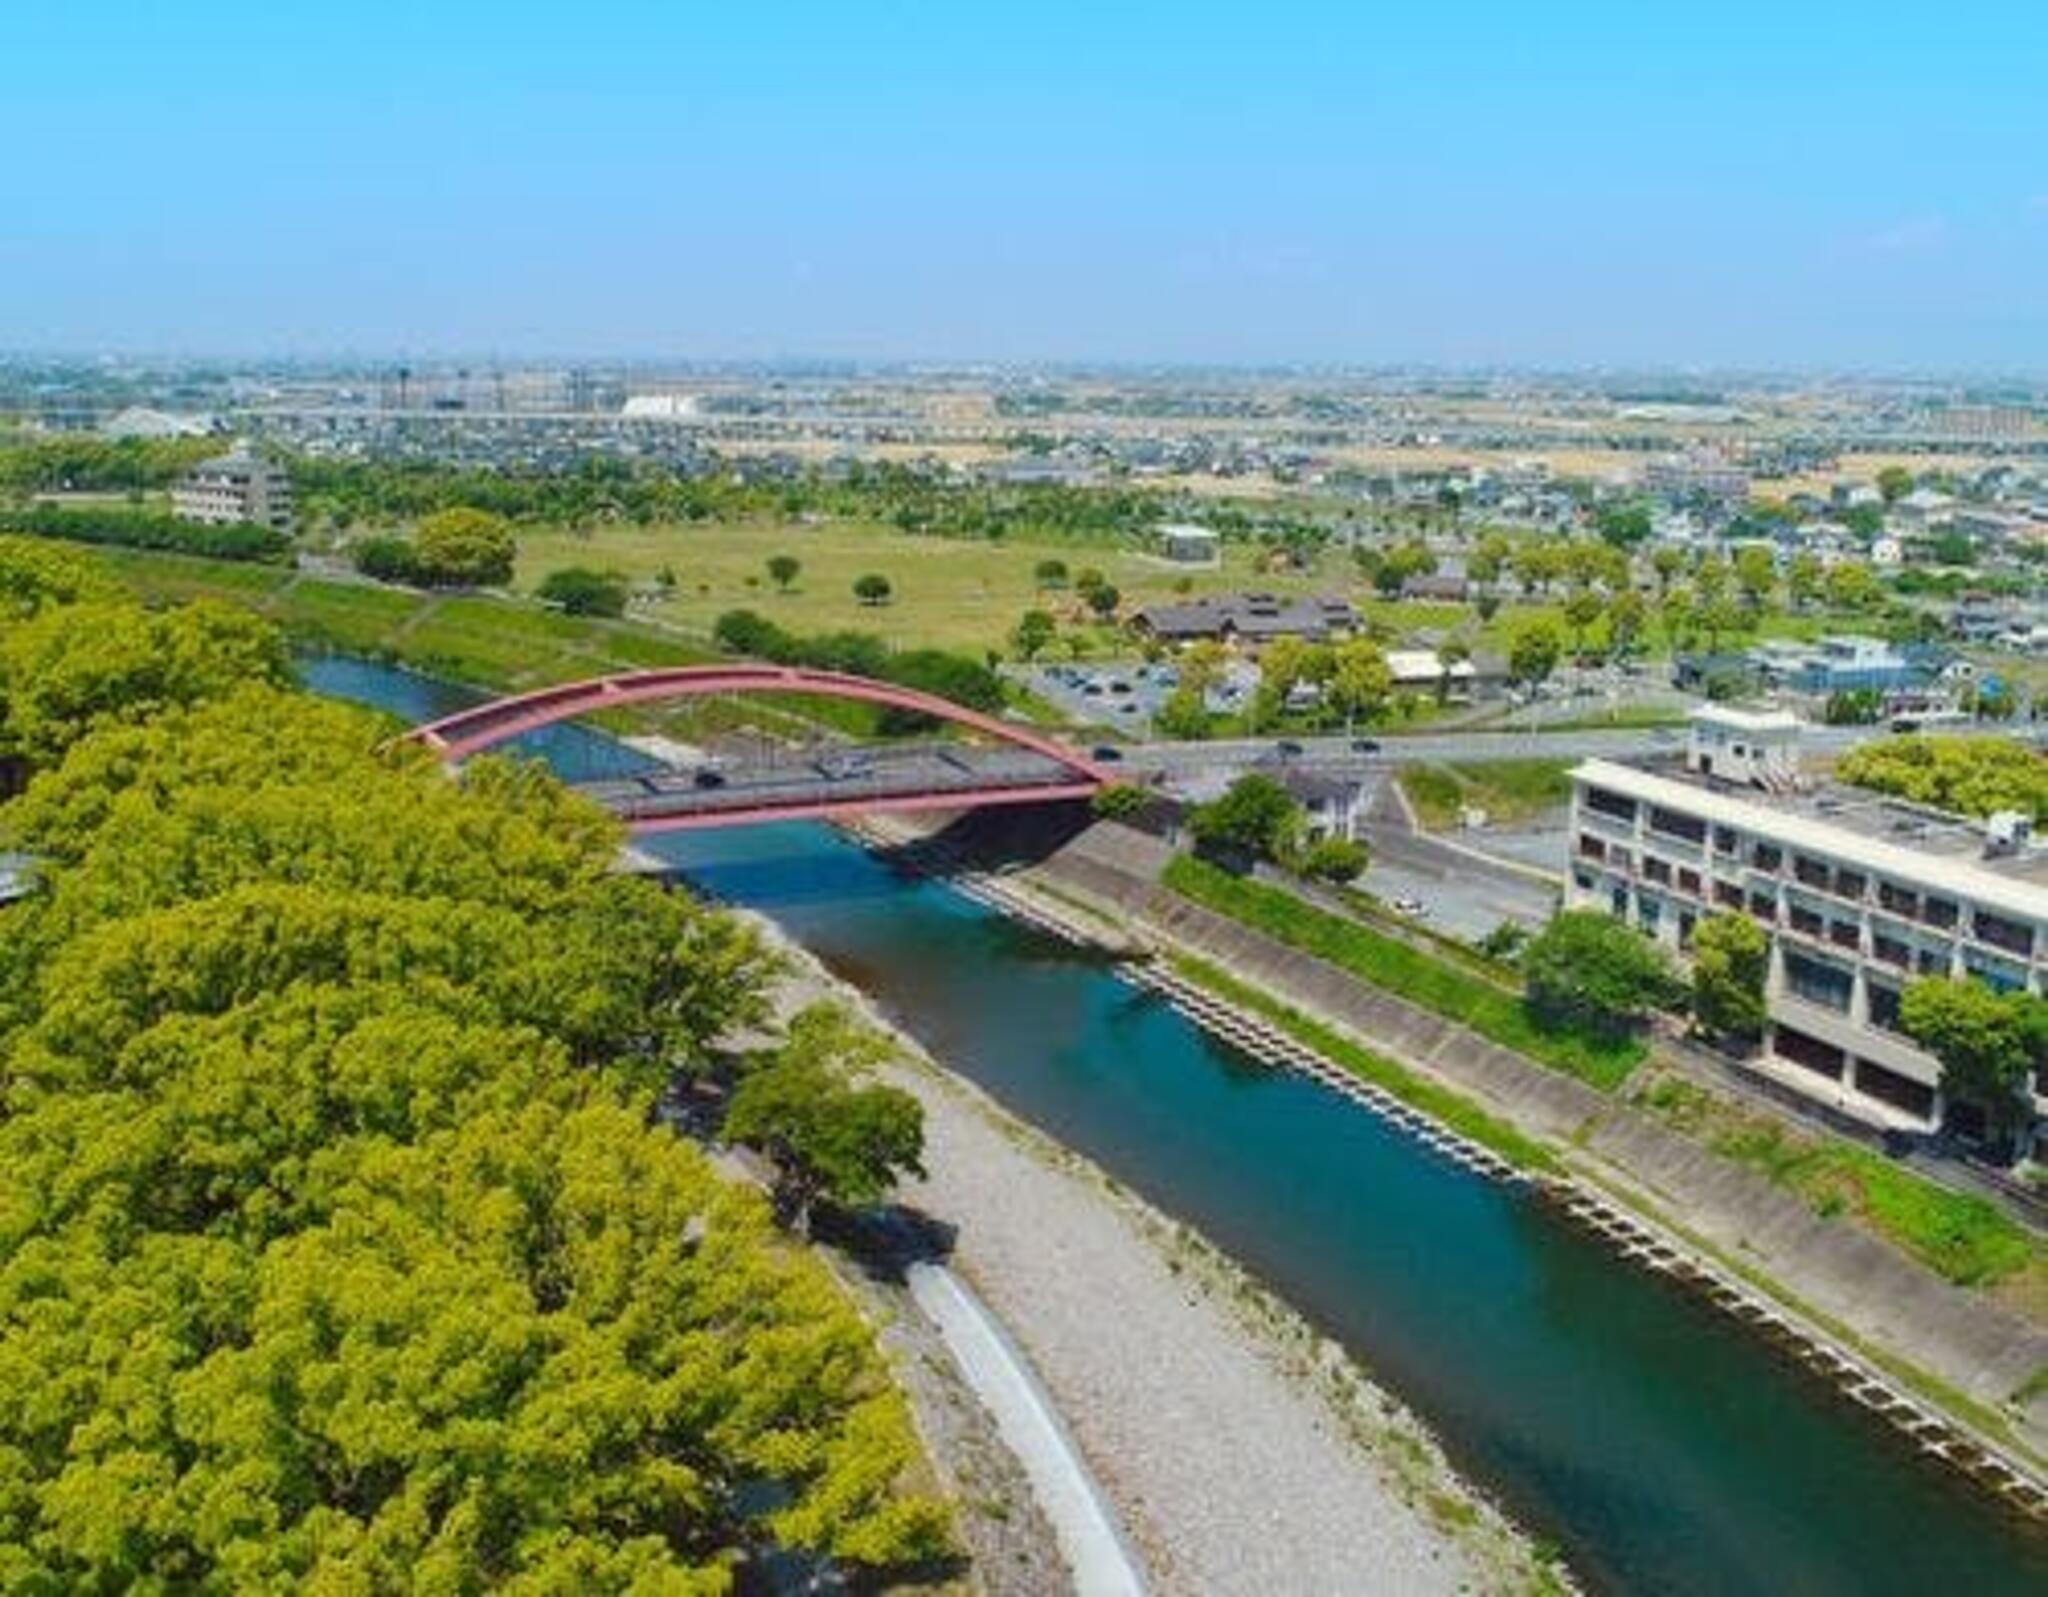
(172, 445, 293, 530)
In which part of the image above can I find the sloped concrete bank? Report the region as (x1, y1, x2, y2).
(894, 814, 2048, 1504)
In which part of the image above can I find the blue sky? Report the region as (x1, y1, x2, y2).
(4, 2, 2043, 370)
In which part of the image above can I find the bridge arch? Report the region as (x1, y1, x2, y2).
(402, 663, 1112, 785)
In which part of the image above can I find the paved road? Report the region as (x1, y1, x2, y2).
(1117, 721, 1880, 776)
(907, 1262, 1146, 1596)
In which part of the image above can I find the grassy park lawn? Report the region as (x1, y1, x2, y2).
(512, 519, 1329, 653)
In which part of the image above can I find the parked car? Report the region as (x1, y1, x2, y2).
(1350, 737, 1381, 754)
(1390, 895, 1428, 917)
(1276, 739, 1304, 756)
(1091, 744, 1124, 762)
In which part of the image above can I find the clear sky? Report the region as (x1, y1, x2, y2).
(4, 1, 2043, 372)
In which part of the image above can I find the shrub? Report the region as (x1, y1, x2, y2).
(536, 565, 629, 617)
(1300, 835, 1368, 883)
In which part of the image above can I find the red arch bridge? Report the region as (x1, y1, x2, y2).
(404, 664, 1114, 832)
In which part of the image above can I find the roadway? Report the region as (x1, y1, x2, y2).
(575, 742, 1086, 828)
(1115, 721, 1881, 779)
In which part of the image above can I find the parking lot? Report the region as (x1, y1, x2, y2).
(1012, 659, 1264, 736)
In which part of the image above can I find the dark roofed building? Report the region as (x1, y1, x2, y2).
(1130, 592, 1356, 648)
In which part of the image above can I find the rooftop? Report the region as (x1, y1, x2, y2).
(1574, 756, 2048, 912)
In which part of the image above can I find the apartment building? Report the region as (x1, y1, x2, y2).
(1567, 707, 2047, 1152)
(172, 445, 293, 530)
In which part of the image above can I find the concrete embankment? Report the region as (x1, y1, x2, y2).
(983, 818, 2048, 1489)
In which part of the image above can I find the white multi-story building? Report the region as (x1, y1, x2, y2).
(1567, 708, 2047, 1151)
(172, 446, 293, 530)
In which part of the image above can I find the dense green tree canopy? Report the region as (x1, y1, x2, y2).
(1837, 735, 2048, 824)
(1901, 979, 2048, 1151)
(1186, 773, 1302, 864)
(412, 506, 518, 587)
(1690, 911, 1770, 1040)
(1522, 910, 1680, 1037)
(0, 564, 948, 1588)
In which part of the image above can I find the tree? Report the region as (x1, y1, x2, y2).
(1900, 979, 2048, 1156)
(1563, 590, 1605, 657)
(1836, 734, 2047, 823)
(1824, 561, 1883, 611)
(726, 1004, 928, 1228)
(852, 572, 893, 606)
(1691, 912, 1769, 1041)
(1085, 581, 1121, 619)
(767, 552, 802, 591)
(1595, 502, 1653, 548)
(1734, 545, 1776, 611)
(1301, 834, 1368, 883)
(536, 565, 629, 617)
(1787, 552, 1824, 609)
(1178, 639, 1229, 696)
(1650, 545, 1685, 596)
(1033, 557, 1069, 590)
(1468, 532, 1511, 587)
(1607, 590, 1646, 659)
(1326, 638, 1393, 730)
(1012, 607, 1057, 660)
(0, 585, 952, 1585)
(1153, 685, 1213, 739)
(352, 533, 422, 583)
(1090, 781, 1150, 820)
(1876, 465, 1914, 504)
(413, 506, 516, 586)
(1507, 619, 1563, 689)
(1186, 773, 1301, 864)
(1522, 910, 1679, 1037)
(1073, 566, 1106, 598)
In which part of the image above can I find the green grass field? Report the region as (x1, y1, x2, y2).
(1164, 854, 1644, 1090)
(1398, 758, 1576, 830)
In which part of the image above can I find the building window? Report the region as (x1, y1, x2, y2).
(1715, 879, 1743, 908)
(1783, 949, 1853, 1011)
(1828, 920, 1861, 951)
(1775, 1023, 1846, 1079)
(1649, 806, 1707, 844)
(1643, 856, 1672, 885)
(1578, 834, 1606, 861)
(1973, 910, 2034, 959)
(1855, 1058, 1934, 1119)
(1833, 870, 1865, 901)
(1678, 868, 1702, 895)
(1713, 826, 1737, 853)
(1788, 903, 1824, 937)
(1922, 897, 1958, 930)
(1878, 881, 1918, 916)
(1871, 932, 1910, 968)
(1748, 890, 1777, 919)
(1866, 982, 1903, 1033)
(1584, 787, 1636, 822)
(1794, 855, 1830, 889)
(1753, 843, 1782, 871)
(1609, 848, 1631, 874)
(1915, 946, 1950, 976)
(1964, 952, 2028, 996)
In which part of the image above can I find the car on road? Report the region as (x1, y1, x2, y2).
(1091, 744, 1124, 762)
(1390, 895, 1428, 917)
(1275, 739, 1304, 756)
(692, 767, 727, 789)
(1350, 737, 1381, 754)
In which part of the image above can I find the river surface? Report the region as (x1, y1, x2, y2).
(307, 655, 2048, 1595)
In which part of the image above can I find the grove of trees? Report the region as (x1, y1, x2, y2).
(0, 538, 949, 1587)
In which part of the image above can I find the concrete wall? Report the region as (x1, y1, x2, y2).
(1037, 823, 2048, 1440)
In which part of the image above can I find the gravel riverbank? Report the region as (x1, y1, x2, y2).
(743, 910, 1552, 1596)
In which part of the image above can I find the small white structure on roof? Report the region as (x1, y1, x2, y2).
(1685, 704, 1802, 789)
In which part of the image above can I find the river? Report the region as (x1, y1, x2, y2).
(307, 656, 2048, 1595)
